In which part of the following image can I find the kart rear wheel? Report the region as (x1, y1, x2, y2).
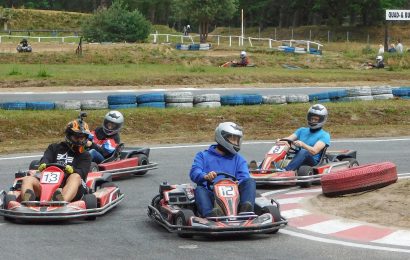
(342, 158, 359, 167)
(83, 194, 98, 221)
(29, 160, 40, 170)
(131, 154, 149, 175)
(89, 162, 99, 173)
(174, 209, 195, 238)
(297, 165, 313, 188)
(262, 206, 282, 234)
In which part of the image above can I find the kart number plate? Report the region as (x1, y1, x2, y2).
(269, 146, 284, 154)
(218, 186, 236, 197)
(41, 172, 61, 184)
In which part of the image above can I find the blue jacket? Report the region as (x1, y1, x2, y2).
(190, 145, 251, 190)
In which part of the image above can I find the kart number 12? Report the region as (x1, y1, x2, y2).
(41, 172, 61, 184)
(218, 186, 236, 197)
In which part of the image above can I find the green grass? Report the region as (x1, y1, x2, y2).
(2, 100, 410, 154)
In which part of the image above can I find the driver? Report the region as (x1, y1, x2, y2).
(20, 118, 92, 202)
(277, 104, 330, 171)
(86, 110, 123, 163)
(232, 51, 250, 67)
(20, 38, 28, 47)
(189, 122, 256, 217)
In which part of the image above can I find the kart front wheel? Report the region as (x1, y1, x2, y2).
(262, 206, 282, 234)
(297, 165, 313, 188)
(174, 209, 195, 238)
(131, 154, 149, 175)
(342, 158, 359, 167)
(3, 194, 17, 222)
(83, 194, 97, 221)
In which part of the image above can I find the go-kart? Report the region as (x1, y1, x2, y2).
(219, 61, 256, 67)
(0, 163, 124, 222)
(29, 143, 158, 179)
(16, 44, 32, 53)
(249, 139, 358, 187)
(147, 172, 287, 238)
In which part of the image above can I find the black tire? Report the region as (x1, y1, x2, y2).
(174, 209, 195, 238)
(3, 194, 16, 209)
(29, 160, 40, 170)
(83, 194, 98, 221)
(89, 162, 99, 173)
(297, 165, 313, 188)
(131, 154, 149, 175)
(342, 158, 359, 167)
(100, 182, 118, 189)
(151, 194, 161, 209)
(262, 206, 282, 234)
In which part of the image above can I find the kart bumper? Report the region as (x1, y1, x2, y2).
(147, 205, 288, 236)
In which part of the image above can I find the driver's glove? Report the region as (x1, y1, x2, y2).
(65, 165, 74, 174)
(38, 163, 47, 172)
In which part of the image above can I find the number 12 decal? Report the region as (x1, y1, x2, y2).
(218, 186, 236, 197)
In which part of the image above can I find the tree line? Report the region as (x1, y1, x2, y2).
(1, 0, 410, 28)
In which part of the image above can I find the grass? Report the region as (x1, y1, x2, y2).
(1, 100, 410, 154)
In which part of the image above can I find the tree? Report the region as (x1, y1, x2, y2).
(172, 0, 238, 43)
(81, 0, 151, 43)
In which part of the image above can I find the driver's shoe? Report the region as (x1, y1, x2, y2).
(239, 202, 253, 214)
(22, 189, 35, 201)
(52, 188, 64, 201)
(208, 207, 224, 217)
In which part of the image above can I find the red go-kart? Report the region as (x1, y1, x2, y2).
(148, 173, 287, 238)
(29, 143, 157, 179)
(249, 139, 359, 187)
(0, 163, 124, 222)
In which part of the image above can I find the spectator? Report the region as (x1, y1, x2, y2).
(388, 43, 396, 53)
(396, 39, 404, 54)
(186, 24, 191, 35)
(378, 44, 384, 56)
(183, 26, 187, 36)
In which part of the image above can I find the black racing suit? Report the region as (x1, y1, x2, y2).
(39, 142, 91, 200)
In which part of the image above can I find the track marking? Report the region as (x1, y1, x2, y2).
(299, 219, 363, 234)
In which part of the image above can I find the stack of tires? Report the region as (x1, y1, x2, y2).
(1, 102, 27, 110)
(55, 100, 81, 110)
(342, 86, 373, 102)
(371, 86, 394, 100)
(286, 94, 309, 104)
(81, 100, 108, 110)
(107, 95, 137, 109)
(262, 95, 287, 105)
(392, 87, 410, 99)
(243, 94, 263, 105)
(193, 94, 221, 108)
(189, 44, 200, 51)
(308, 92, 330, 103)
(165, 92, 194, 108)
(220, 95, 244, 106)
(199, 43, 211, 51)
(328, 90, 347, 102)
(26, 102, 55, 110)
(137, 93, 166, 108)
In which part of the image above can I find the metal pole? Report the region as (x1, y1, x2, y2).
(275, 28, 277, 40)
(241, 9, 244, 46)
(346, 31, 349, 42)
(328, 30, 330, 43)
(291, 28, 294, 39)
(309, 30, 312, 40)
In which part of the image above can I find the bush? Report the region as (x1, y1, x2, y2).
(82, 0, 151, 43)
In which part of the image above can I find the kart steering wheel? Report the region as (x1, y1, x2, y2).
(43, 163, 67, 171)
(279, 138, 301, 154)
(206, 172, 237, 191)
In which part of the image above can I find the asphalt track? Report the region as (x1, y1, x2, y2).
(0, 137, 409, 259)
(0, 86, 344, 102)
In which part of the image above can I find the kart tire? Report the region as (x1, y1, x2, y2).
(166, 102, 193, 108)
(83, 194, 98, 220)
(89, 162, 99, 173)
(341, 158, 359, 167)
(297, 165, 313, 188)
(165, 92, 194, 103)
(151, 194, 161, 209)
(321, 162, 397, 197)
(107, 95, 136, 105)
(131, 154, 148, 175)
(262, 95, 286, 104)
(193, 94, 220, 104)
(26, 102, 55, 110)
(243, 94, 263, 105)
(2, 102, 27, 110)
(262, 206, 281, 234)
(137, 93, 165, 103)
(174, 209, 195, 238)
(220, 95, 244, 106)
(286, 94, 309, 103)
(81, 100, 108, 110)
(371, 86, 392, 95)
(55, 100, 81, 110)
(138, 102, 166, 108)
(193, 102, 221, 108)
(29, 159, 40, 170)
(108, 104, 137, 109)
(346, 86, 372, 97)
(372, 94, 394, 100)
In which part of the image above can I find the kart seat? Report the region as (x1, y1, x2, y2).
(101, 143, 124, 164)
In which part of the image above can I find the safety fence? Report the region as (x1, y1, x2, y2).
(0, 34, 81, 43)
(1, 86, 410, 111)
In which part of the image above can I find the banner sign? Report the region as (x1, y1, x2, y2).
(386, 10, 410, 21)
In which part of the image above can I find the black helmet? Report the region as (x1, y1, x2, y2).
(65, 119, 90, 153)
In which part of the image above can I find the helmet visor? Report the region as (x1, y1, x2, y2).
(307, 112, 325, 127)
(103, 119, 121, 135)
(221, 131, 242, 152)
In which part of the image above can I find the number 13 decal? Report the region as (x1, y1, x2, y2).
(41, 172, 61, 184)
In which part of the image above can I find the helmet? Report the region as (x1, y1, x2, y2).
(103, 110, 124, 136)
(65, 119, 91, 153)
(215, 122, 243, 155)
(307, 104, 328, 130)
(240, 51, 247, 59)
(376, 55, 383, 61)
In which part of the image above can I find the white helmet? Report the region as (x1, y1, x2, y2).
(215, 122, 243, 154)
(376, 55, 383, 61)
(240, 51, 247, 59)
(103, 110, 124, 136)
(307, 104, 328, 130)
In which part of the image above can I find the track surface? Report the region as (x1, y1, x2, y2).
(0, 138, 409, 259)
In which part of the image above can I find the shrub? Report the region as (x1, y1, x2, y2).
(82, 0, 151, 43)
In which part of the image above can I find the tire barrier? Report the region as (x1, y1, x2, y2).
(2, 102, 26, 110)
(243, 94, 263, 105)
(136, 93, 165, 104)
(194, 102, 221, 108)
(341, 96, 374, 102)
(262, 95, 287, 104)
(26, 102, 55, 110)
(346, 86, 372, 97)
(166, 102, 193, 108)
(55, 100, 81, 110)
(286, 94, 309, 103)
(108, 104, 138, 109)
(138, 102, 166, 108)
(80, 100, 108, 110)
(220, 95, 244, 106)
(372, 94, 394, 100)
(165, 92, 194, 103)
(107, 95, 137, 105)
(321, 162, 398, 197)
(328, 90, 347, 101)
(309, 92, 330, 102)
(193, 94, 220, 104)
(371, 86, 392, 95)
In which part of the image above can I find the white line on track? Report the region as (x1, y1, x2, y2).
(279, 229, 410, 254)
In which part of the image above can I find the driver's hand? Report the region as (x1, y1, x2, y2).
(204, 171, 217, 181)
(86, 140, 92, 147)
(276, 139, 289, 146)
(294, 140, 304, 148)
(65, 165, 74, 174)
(38, 163, 46, 172)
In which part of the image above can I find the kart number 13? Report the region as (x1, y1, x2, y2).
(218, 186, 236, 197)
(41, 172, 61, 184)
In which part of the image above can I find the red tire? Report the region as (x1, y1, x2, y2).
(321, 162, 397, 197)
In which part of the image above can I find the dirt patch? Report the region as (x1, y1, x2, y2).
(307, 180, 410, 229)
